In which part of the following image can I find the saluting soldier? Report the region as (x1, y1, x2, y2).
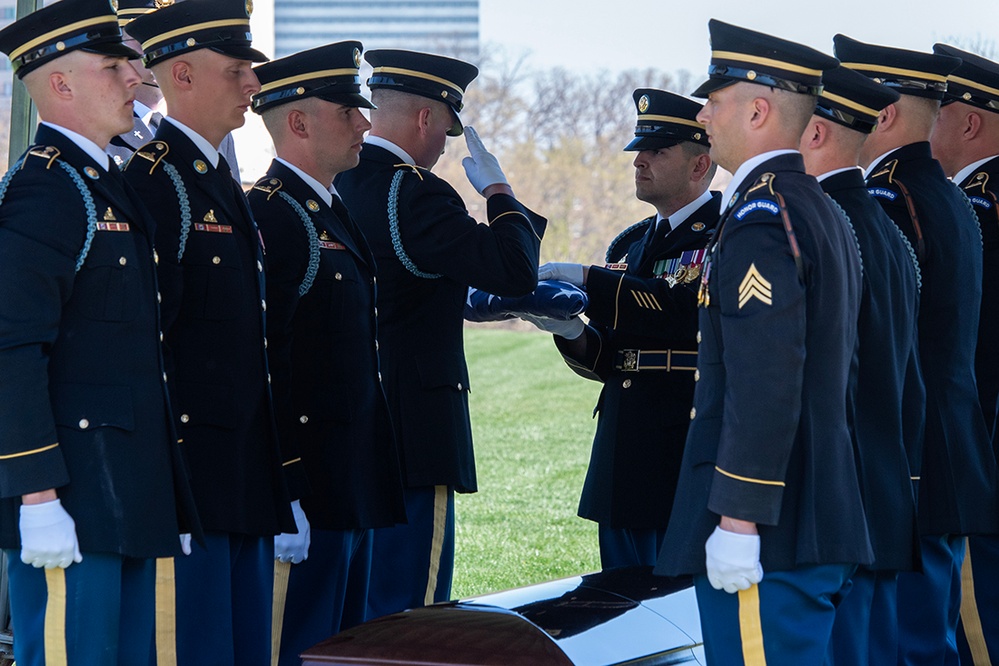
(247, 42, 407, 665)
(654, 21, 872, 665)
(527, 89, 720, 569)
(335, 49, 547, 618)
(0, 0, 200, 663)
(928, 43, 999, 666)
(835, 35, 999, 665)
(123, 1, 300, 663)
(798, 65, 923, 666)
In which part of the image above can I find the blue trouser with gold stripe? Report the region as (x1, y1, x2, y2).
(6, 551, 157, 666)
(897, 534, 965, 665)
(695, 564, 854, 666)
(597, 526, 667, 569)
(162, 532, 273, 666)
(271, 528, 371, 666)
(366, 485, 454, 620)
(826, 567, 899, 665)
(958, 535, 999, 665)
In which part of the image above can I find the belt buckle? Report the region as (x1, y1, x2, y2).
(622, 349, 640, 372)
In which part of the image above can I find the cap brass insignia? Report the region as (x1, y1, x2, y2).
(204, 209, 218, 223)
(84, 166, 100, 180)
(747, 70, 757, 81)
(638, 95, 650, 113)
(154, 0, 174, 7)
(245, 0, 253, 16)
(306, 200, 320, 212)
(692, 222, 706, 232)
(353, 48, 362, 68)
(193, 160, 208, 174)
(738, 263, 773, 309)
(104, 207, 117, 221)
(109, 0, 118, 11)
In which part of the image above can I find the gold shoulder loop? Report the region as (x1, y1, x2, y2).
(965, 171, 989, 193)
(25, 145, 61, 170)
(870, 159, 898, 184)
(128, 140, 170, 175)
(253, 177, 283, 201)
(393, 163, 425, 181)
(748, 172, 776, 195)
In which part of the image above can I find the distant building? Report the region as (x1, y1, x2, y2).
(274, 0, 480, 60)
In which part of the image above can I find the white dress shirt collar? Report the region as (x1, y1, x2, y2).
(163, 116, 220, 168)
(276, 158, 333, 207)
(365, 135, 416, 165)
(42, 122, 110, 171)
(721, 149, 798, 213)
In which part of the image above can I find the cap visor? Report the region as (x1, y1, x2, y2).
(315, 91, 376, 110)
(623, 136, 682, 152)
(210, 44, 269, 63)
(446, 110, 463, 137)
(691, 76, 736, 99)
(82, 41, 142, 61)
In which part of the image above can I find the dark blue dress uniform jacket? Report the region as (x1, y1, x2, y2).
(249, 161, 406, 530)
(823, 168, 922, 572)
(959, 158, 999, 440)
(656, 153, 873, 576)
(123, 121, 296, 536)
(555, 192, 720, 529)
(866, 142, 999, 537)
(0, 125, 199, 557)
(335, 144, 546, 493)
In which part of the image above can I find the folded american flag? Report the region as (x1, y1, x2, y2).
(464, 280, 588, 323)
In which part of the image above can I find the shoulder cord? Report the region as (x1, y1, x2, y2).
(827, 196, 864, 279)
(605, 218, 652, 263)
(162, 162, 192, 262)
(277, 190, 321, 297)
(388, 169, 441, 279)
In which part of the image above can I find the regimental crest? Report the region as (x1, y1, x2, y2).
(104, 207, 117, 221)
(738, 263, 772, 309)
(204, 209, 218, 223)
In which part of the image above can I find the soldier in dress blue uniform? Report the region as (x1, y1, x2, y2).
(248, 42, 408, 665)
(123, 1, 300, 663)
(928, 43, 999, 666)
(798, 65, 923, 666)
(335, 49, 547, 618)
(653, 21, 872, 665)
(835, 35, 999, 665)
(526, 89, 720, 569)
(0, 0, 200, 663)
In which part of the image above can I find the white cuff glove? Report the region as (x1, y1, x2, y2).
(520, 313, 585, 340)
(538, 262, 585, 287)
(461, 126, 508, 194)
(180, 533, 192, 556)
(705, 526, 763, 594)
(19, 499, 82, 569)
(274, 500, 310, 564)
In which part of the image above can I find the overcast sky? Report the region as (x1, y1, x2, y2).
(479, 0, 999, 89)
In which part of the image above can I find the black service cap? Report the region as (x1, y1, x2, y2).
(624, 89, 708, 151)
(934, 43, 999, 114)
(834, 34, 961, 100)
(815, 66, 901, 133)
(252, 42, 375, 114)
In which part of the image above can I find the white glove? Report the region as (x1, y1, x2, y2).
(520, 313, 585, 340)
(538, 262, 585, 287)
(274, 500, 310, 564)
(179, 533, 192, 556)
(461, 126, 508, 194)
(705, 526, 763, 594)
(19, 499, 82, 569)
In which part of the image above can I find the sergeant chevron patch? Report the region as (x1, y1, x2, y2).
(738, 263, 772, 309)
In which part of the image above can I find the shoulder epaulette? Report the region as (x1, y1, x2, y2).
(868, 159, 899, 184)
(24, 145, 61, 170)
(253, 176, 283, 200)
(393, 162, 427, 181)
(127, 140, 169, 175)
(605, 217, 653, 264)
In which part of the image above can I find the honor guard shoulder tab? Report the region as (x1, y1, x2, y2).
(252, 176, 283, 200)
(605, 217, 654, 264)
(23, 145, 61, 170)
(126, 140, 170, 175)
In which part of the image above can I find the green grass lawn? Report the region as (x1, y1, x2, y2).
(452, 325, 603, 598)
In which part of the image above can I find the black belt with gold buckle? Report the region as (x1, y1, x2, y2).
(614, 348, 698, 372)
